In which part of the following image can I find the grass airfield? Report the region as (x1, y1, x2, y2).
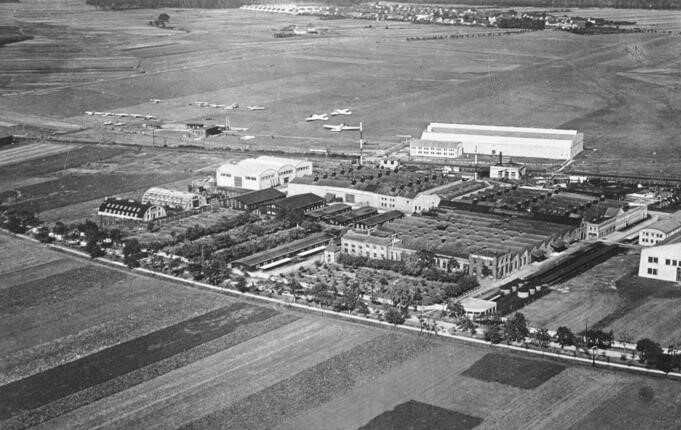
(1, 1, 680, 177)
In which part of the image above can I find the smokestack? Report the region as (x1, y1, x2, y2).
(498, 151, 503, 165)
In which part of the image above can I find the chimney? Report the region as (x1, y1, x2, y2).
(498, 151, 503, 165)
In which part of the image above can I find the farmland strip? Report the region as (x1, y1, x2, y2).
(0, 302, 272, 420)
(4, 312, 298, 430)
(0, 266, 126, 315)
(0, 258, 84, 290)
(181, 333, 438, 430)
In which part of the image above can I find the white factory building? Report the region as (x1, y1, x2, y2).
(142, 187, 208, 211)
(412, 123, 584, 160)
(638, 211, 681, 246)
(216, 156, 313, 190)
(639, 241, 681, 282)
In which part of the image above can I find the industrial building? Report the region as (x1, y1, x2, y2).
(231, 188, 285, 211)
(352, 210, 404, 230)
(489, 161, 526, 180)
(216, 156, 313, 190)
(583, 204, 648, 239)
(97, 198, 166, 223)
(287, 166, 453, 214)
(638, 242, 681, 282)
(413, 123, 583, 160)
(232, 233, 332, 271)
(141, 187, 207, 211)
(264, 193, 326, 215)
(638, 211, 681, 246)
(341, 208, 580, 279)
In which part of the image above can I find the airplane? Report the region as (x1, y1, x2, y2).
(246, 106, 265, 111)
(131, 114, 144, 118)
(149, 99, 161, 103)
(330, 108, 352, 116)
(223, 103, 239, 110)
(93, 112, 105, 116)
(115, 113, 129, 117)
(323, 123, 361, 132)
(144, 114, 156, 120)
(240, 135, 256, 141)
(103, 112, 115, 116)
(85, 111, 94, 116)
(209, 103, 225, 108)
(305, 114, 329, 121)
(192, 101, 209, 107)
(103, 121, 113, 125)
(114, 122, 125, 126)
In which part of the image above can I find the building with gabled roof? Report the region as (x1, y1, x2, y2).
(231, 188, 285, 211)
(265, 193, 326, 215)
(98, 198, 166, 223)
(639, 210, 681, 246)
(216, 156, 312, 190)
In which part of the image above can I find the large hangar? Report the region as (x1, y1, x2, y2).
(216, 156, 312, 190)
(414, 123, 583, 160)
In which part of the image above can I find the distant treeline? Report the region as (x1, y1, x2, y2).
(86, 0, 248, 9)
(394, 0, 681, 9)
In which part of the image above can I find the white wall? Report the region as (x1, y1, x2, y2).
(286, 183, 440, 214)
(639, 245, 681, 282)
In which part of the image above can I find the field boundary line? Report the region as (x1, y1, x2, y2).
(4, 231, 681, 381)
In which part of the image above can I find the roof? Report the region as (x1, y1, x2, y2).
(143, 187, 198, 201)
(218, 156, 310, 177)
(642, 212, 681, 235)
(492, 162, 524, 168)
(425, 123, 579, 141)
(312, 203, 351, 216)
(461, 298, 497, 313)
(273, 193, 326, 211)
(233, 188, 285, 206)
(98, 198, 153, 219)
(342, 230, 394, 246)
(292, 165, 455, 199)
(333, 206, 378, 224)
(233, 233, 331, 268)
(355, 210, 404, 227)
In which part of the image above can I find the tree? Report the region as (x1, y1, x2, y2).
(290, 279, 305, 302)
(158, 12, 170, 22)
(109, 228, 123, 244)
(504, 312, 529, 343)
(235, 277, 249, 293)
(533, 328, 551, 348)
(123, 238, 143, 268)
(384, 307, 405, 326)
(77, 220, 101, 241)
(656, 353, 675, 374)
(636, 338, 663, 365)
(35, 226, 52, 243)
(446, 300, 465, 319)
(52, 221, 68, 236)
(556, 326, 575, 348)
(390, 284, 413, 316)
(485, 321, 503, 344)
(458, 275, 479, 292)
(459, 317, 476, 335)
(415, 249, 436, 269)
(355, 300, 369, 315)
(85, 239, 104, 259)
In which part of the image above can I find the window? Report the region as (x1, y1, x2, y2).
(666, 259, 671, 265)
(652, 268, 658, 275)
(648, 256, 658, 263)
(647, 268, 653, 274)
(674, 260, 678, 266)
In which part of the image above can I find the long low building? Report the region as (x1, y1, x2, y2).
(412, 123, 583, 160)
(639, 211, 681, 246)
(98, 198, 166, 223)
(232, 233, 332, 271)
(341, 208, 581, 279)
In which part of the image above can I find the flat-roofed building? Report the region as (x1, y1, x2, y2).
(460, 298, 497, 318)
(415, 123, 583, 160)
(638, 242, 681, 282)
(232, 233, 332, 271)
(216, 156, 312, 190)
(639, 211, 681, 246)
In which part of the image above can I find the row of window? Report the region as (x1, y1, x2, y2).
(642, 231, 664, 238)
(647, 268, 658, 275)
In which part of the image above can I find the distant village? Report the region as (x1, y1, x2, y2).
(244, 2, 667, 35)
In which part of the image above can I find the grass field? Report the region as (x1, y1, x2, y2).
(2, 233, 681, 429)
(520, 249, 681, 345)
(0, 1, 679, 176)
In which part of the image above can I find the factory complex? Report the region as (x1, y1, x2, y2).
(216, 156, 313, 190)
